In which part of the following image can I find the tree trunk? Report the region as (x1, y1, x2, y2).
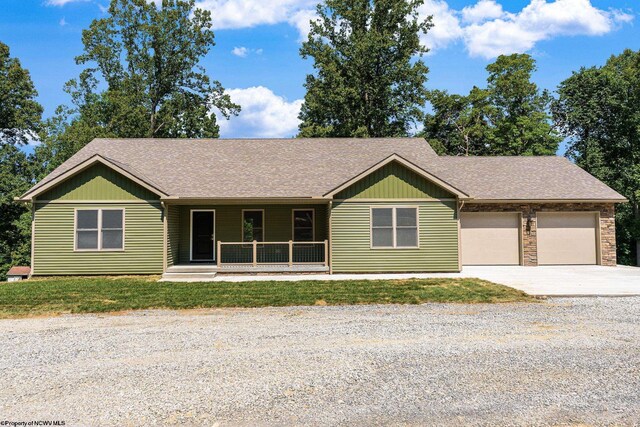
(150, 101, 157, 138)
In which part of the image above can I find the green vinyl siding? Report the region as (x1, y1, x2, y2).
(330, 200, 459, 272)
(167, 204, 180, 267)
(33, 202, 164, 275)
(176, 204, 328, 264)
(38, 163, 159, 201)
(334, 161, 454, 200)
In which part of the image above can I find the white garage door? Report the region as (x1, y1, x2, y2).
(461, 212, 521, 265)
(537, 212, 598, 265)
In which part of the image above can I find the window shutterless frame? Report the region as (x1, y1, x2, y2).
(73, 208, 125, 252)
(369, 206, 419, 249)
(292, 208, 315, 242)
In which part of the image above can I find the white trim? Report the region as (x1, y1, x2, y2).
(369, 206, 420, 250)
(73, 208, 125, 252)
(19, 154, 169, 201)
(292, 208, 315, 242)
(242, 209, 265, 242)
(323, 154, 470, 199)
(190, 209, 216, 262)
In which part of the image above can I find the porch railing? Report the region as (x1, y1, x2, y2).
(217, 240, 328, 267)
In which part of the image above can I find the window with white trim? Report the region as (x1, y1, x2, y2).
(75, 209, 124, 250)
(371, 207, 418, 248)
(293, 209, 314, 241)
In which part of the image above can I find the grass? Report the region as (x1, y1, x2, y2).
(0, 276, 536, 318)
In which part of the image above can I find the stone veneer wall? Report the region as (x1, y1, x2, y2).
(461, 203, 617, 266)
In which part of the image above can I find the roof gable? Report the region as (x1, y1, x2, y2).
(37, 162, 160, 201)
(19, 154, 169, 201)
(326, 154, 469, 199)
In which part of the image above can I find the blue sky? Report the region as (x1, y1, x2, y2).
(1, 0, 638, 140)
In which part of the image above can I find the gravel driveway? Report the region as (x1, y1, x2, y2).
(1, 298, 639, 426)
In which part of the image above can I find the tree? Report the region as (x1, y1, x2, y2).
(0, 144, 35, 280)
(37, 0, 239, 172)
(0, 41, 43, 279)
(485, 54, 560, 156)
(553, 49, 640, 265)
(423, 87, 491, 156)
(0, 42, 43, 145)
(423, 54, 560, 156)
(298, 0, 432, 138)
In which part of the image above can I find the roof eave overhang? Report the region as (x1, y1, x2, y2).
(17, 154, 170, 202)
(465, 198, 628, 204)
(161, 197, 331, 205)
(322, 153, 471, 199)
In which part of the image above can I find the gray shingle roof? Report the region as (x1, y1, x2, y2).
(26, 137, 626, 201)
(431, 156, 626, 201)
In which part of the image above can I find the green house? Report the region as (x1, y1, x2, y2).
(17, 138, 626, 279)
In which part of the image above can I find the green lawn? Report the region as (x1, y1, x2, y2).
(0, 276, 535, 318)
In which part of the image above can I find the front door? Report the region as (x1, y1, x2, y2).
(191, 210, 215, 261)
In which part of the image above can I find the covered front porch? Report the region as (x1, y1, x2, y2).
(163, 202, 330, 278)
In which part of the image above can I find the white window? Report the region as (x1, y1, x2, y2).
(242, 210, 264, 242)
(75, 209, 124, 251)
(371, 207, 418, 248)
(293, 209, 314, 241)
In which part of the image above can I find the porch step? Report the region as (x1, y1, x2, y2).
(165, 265, 217, 274)
(160, 271, 218, 281)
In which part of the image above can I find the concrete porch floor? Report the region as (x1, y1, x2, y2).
(162, 265, 640, 297)
(160, 263, 329, 281)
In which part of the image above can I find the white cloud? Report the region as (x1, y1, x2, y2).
(45, 0, 88, 5)
(288, 8, 319, 42)
(231, 46, 263, 57)
(461, 0, 504, 24)
(59, 17, 67, 26)
(463, 0, 634, 58)
(217, 86, 302, 138)
(416, 0, 633, 58)
(231, 46, 248, 57)
(195, 0, 316, 30)
(418, 0, 464, 51)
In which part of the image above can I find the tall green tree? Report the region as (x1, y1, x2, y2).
(298, 0, 432, 138)
(37, 0, 239, 172)
(553, 49, 640, 265)
(486, 54, 560, 155)
(0, 42, 43, 145)
(0, 41, 43, 279)
(423, 54, 560, 156)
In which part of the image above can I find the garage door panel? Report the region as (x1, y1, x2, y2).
(461, 213, 520, 265)
(537, 212, 597, 265)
